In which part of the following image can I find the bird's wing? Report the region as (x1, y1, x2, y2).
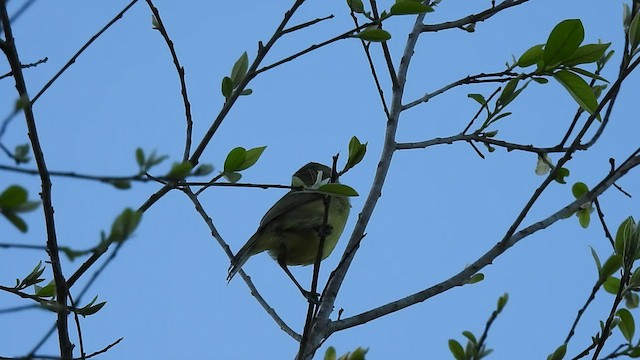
(257, 191, 324, 231)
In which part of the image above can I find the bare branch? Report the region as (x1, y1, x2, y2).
(330, 152, 640, 332)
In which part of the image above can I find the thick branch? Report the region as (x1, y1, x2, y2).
(1, 3, 72, 358)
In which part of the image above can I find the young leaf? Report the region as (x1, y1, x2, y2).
(346, 0, 365, 14)
(462, 331, 477, 344)
(467, 93, 486, 105)
(617, 308, 635, 341)
(324, 346, 337, 360)
(221, 76, 233, 99)
(544, 19, 584, 66)
(599, 254, 622, 280)
(3, 211, 27, 232)
(346, 136, 367, 171)
(390, 1, 433, 15)
(517, 44, 544, 68)
(497, 77, 520, 107)
(554, 167, 570, 184)
(497, 293, 509, 312)
(562, 43, 611, 66)
(230, 52, 249, 86)
(110, 180, 132, 190)
(77, 295, 107, 317)
(629, 11, 640, 51)
(166, 161, 193, 180)
(109, 208, 142, 243)
(356, 29, 391, 42)
(603, 276, 621, 294)
(14, 144, 31, 163)
(615, 217, 636, 257)
(554, 70, 599, 119)
(224, 172, 242, 184)
(467, 273, 484, 284)
(0, 185, 28, 209)
(224, 147, 247, 173)
(316, 183, 359, 197)
(192, 164, 214, 177)
(448, 339, 466, 360)
(236, 146, 266, 171)
(578, 208, 591, 228)
(135, 148, 145, 168)
(547, 344, 567, 360)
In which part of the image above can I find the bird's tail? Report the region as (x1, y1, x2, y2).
(227, 233, 259, 282)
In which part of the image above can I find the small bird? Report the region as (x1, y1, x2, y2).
(227, 162, 351, 297)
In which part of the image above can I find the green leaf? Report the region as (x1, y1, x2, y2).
(192, 164, 214, 177)
(547, 344, 567, 360)
(630, 267, 640, 287)
(448, 339, 466, 360)
(346, 0, 365, 14)
(572, 182, 589, 198)
(554, 167, 570, 184)
(569, 67, 608, 82)
(629, 11, 640, 51)
(224, 172, 242, 183)
(110, 180, 131, 190)
(230, 52, 249, 86)
(77, 295, 107, 317)
(221, 76, 233, 99)
(236, 146, 266, 171)
(346, 136, 367, 171)
(109, 208, 142, 243)
(166, 161, 193, 180)
(14, 144, 31, 163)
(135, 148, 145, 167)
(224, 147, 247, 173)
(467, 273, 484, 284)
(324, 346, 337, 360)
(356, 29, 391, 42)
(617, 308, 635, 341)
(553, 70, 600, 119)
(577, 209, 590, 228)
(518, 44, 544, 68)
(316, 183, 359, 197)
(498, 77, 519, 107)
(626, 292, 640, 309)
(35, 281, 56, 298)
(615, 217, 636, 255)
(390, 1, 433, 15)
(603, 276, 621, 294)
(239, 89, 253, 96)
(2, 211, 27, 232)
(17, 261, 46, 289)
(151, 14, 159, 29)
(349, 347, 368, 360)
(590, 246, 602, 273)
(467, 93, 486, 105)
(462, 331, 477, 344)
(600, 254, 622, 280)
(0, 185, 28, 209)
(562, 43, 611, 66)
(544, 19, 585, 66)
(497, 293, 509, 312)
(629, 346, 640, 358)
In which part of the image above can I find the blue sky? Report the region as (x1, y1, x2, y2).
(2, 0, 640, 359)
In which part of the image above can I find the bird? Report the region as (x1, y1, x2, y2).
(227, 162, 351, 298)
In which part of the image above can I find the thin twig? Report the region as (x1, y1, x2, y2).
(144, 0, 193, 163)
(31, 0, 140, 105)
